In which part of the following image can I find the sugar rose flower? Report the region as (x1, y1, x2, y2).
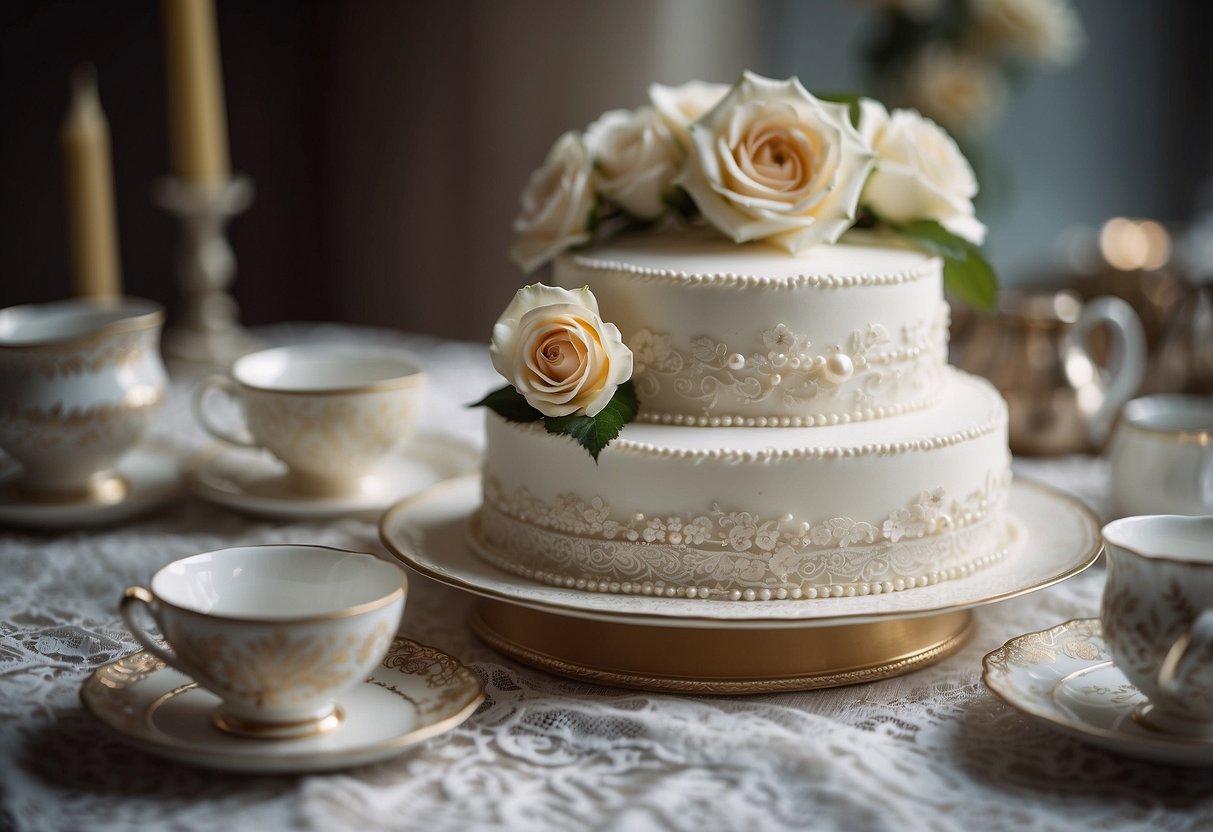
(859, 100, 986, 245)
(585, 107, 681, 220)
(490, 284, 633, 418)
(678, 71, 876, 253)
(510, 132, 595, 273)
(648, 80, 731, 149)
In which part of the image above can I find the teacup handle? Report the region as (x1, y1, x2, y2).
(119, 586, 190, 673)
(1068, 296, 1146, 447)
(1158, 609, 1213, 697)
(192, 375, 258, 448)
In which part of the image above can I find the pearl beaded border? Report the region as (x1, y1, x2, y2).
(636, 389, 940, 428)
(502, 376, 1007, 461)
(566, 253, 941, 290)
(469, 528, 1007, 602)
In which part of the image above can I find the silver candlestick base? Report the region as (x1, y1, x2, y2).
(155, 175, 261, 366)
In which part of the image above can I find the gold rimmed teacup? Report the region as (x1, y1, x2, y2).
(120, 544, 407, 740)
(192, 345, 425, 498)
(1101, 516, 1213, 739)
(0, 297, 166, 501)
(1108, 395, 1213, 517)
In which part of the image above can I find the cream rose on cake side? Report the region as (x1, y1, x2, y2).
(858, 99, 986, 245)
(677, 71, 876, 254)
(476, 284, 637, 460)
(510, 132, 596, 274)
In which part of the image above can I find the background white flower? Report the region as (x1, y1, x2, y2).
(585, 107, 681, 220)
(899, 46, 1006, 137)
(678, 71, 876, 253)
(970, 0, 1085, 67)
(490, 284, 632, 417)
(509, 132, 596, 273)
(859, 99, 986, 244)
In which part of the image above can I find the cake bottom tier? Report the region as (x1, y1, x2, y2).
(476, 369, 1011, 602)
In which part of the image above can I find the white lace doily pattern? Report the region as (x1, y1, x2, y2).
(1, 326, 1208, 832)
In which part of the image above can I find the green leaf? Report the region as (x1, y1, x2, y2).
(543, 381, 638, 462)
(893, 219, 998, 311)
(468, 385, 544, 422)
(814, 91, 864, 128)
(943, 241, 998, 311)
(897, 219, 967, 260)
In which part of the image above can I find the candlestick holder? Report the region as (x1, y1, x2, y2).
(155, 175, 260, 365)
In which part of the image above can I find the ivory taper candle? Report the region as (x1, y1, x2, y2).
(61, 66, 122, 298)
(162, 0, 230, 185)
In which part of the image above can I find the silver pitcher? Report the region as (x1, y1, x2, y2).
(957, 289, 1146, 456)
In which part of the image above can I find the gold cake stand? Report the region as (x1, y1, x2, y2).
(380, 476, 1101, 694)
(470, 600, 973, 694)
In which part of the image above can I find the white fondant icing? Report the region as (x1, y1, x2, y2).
(479, 370, 1011, 599)
(556, 228, 947, 423)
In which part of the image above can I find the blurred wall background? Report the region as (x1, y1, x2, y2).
(1, 0, 1210, 341)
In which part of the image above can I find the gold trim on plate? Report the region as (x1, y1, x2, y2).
(471, 599, 973, 693)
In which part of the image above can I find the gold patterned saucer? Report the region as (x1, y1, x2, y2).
(983, 619, 1213, 766)
(0, 443, 181, 530)
(80, 637, 484, 773)
(380, 476, 1100, 692)
(184, 433, 478, 521)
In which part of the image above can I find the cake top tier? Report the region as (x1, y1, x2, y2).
(569, 227, 937, 289)
(478, 71, 997, 461)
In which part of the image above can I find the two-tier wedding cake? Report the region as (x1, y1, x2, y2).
(471, 72, 1010, 603)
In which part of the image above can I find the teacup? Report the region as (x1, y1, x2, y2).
(0, 297, 166, 501)
(120, 544, 406, 739)
(1101, 515, 1213, 737)
(192, 345, 425, 497)
(1108, 395, 1213, 517)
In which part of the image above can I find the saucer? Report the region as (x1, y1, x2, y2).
(185, 433, 479, 521)
(379, 475, 1101, 629)
(80, 637, 484, 774)
(0, 443, 181, 530)
(983, 619, 1213, 766)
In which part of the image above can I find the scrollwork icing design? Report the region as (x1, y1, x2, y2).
(628, 310, 947, 420)
(476, 470, 1010, 600)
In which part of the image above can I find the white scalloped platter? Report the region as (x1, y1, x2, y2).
(379, 475, 1100, 629)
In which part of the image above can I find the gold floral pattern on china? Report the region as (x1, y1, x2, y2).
(983, 617, 1104, 680)
(176, 621, 393, 708)
(0, 328, 155, 380)
(0, 391, 164, 453)
(380, 637, 482, 717)
(242, 393, 419, 475)
(476, 469, 1011, 599)
(628, 308, 948, 418)
(1101, 552, 1213, 711)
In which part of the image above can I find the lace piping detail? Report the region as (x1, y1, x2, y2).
(474, 471, 1011, 601)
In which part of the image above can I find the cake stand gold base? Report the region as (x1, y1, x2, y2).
(470, 600, 974, 694)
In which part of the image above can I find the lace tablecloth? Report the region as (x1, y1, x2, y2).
(1, 325, 1208, 832)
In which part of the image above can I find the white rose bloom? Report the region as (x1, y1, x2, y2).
(648, 80, 731, 149)
(859, 99, 986, 244)
(585, 107, 681, 220)
(490, 284, 633, 418)
(970, 0, 1085, 67)
(678, 71, 876, 253)
(510, 132, 596, 273)
(900, 46, 1005, 137)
